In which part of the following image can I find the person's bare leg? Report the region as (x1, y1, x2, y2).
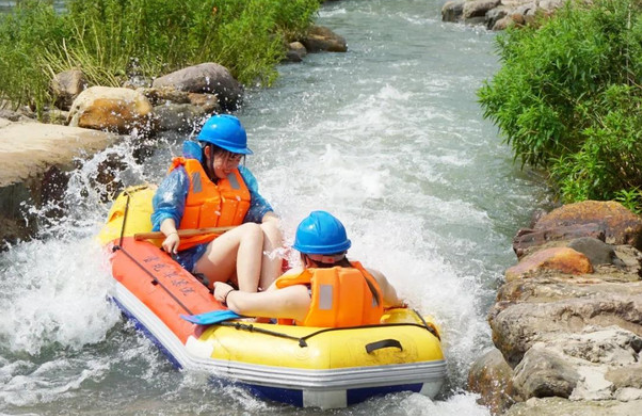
(193, 223, 263, 292)
(259, 219, 283, 290)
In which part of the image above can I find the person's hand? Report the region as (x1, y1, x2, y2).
(162, 231, 180, 254)
(213, 282, 235, 306)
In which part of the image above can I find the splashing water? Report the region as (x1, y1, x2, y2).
(0, 1, 546, 414)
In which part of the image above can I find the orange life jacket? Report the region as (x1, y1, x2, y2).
(274, 261, 384, 327)
(169, 157, 251, 251)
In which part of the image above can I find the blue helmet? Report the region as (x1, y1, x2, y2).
(197, 114, 253, 155)
(293, 211, 352, 255)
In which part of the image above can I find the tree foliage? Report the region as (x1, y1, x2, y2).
(0, 0, 321, 112)
(478, 0, 642, 212)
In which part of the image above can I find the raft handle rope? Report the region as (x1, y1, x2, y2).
(111, 187, 195, 315)
(220, 318, 441, 348)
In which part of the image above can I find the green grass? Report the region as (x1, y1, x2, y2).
(0, 0, 322, 112)
(478, 0, 642, 212)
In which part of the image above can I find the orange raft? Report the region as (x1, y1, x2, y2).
(98, 186, 447, 409)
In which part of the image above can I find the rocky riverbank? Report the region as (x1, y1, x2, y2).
(0, 25, 346, 248)
(441, 0, 566, 30)
(469, 201, 642, 415)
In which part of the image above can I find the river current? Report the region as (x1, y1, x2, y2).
(0, 1, 547, 415)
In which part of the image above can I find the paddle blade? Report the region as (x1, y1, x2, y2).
(180, 309, 242, 325)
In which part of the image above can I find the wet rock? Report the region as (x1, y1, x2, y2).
(151, 62, 243, 111)
(513, 223, 605, 259)
(568, 237, 623, 268)
(489, 295, 642, 367)
(0, 120, 118, 247)
(51, 68, 87, 111)
(498, 278, 642, 304)
(286, 42, 308, 62)
(486, 6, 509, 30)
(152, 103, 206, 132)
(512, 328, 642, 401)
(534, 201, 642, 250)
(504, 397, 642, 415)
(187, 93, 220, 114)
(68, 86, 154, 134)
(442, 1, 465, 22)
(505, 247, 593, 280)
(302, 25, 347, 53)
(463, 0, 501, 21)
(468, 348, 515, 414)
(513, 348, 580, 400)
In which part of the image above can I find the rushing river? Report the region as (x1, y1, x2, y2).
(0, 1, 547, 415)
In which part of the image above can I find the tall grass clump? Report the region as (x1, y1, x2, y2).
(478, 0, 642, 212)
(0, 0, 321, 112)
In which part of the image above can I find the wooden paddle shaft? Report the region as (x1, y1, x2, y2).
(134, 226, 236, 240)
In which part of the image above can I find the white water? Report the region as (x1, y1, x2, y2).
(0, 1, 546, 414)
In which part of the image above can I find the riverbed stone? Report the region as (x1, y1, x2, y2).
(568, 237, 624, 268)
(151, 62, 242, 111)
(51, 68, 87, 111)
(512, 327, 642, 402)
(68, 86, 154, 134)
(497, 278, 642, 304)
(505, 247, 593, 280)
(513, 348, 580, 400)
(442, 1, 465, 22)
(489, 294, 642, 367)
(534, 201, 642, 250)
(468, 348, 515, 414)
(152, 103, 206, 132)
(463, 0, 501, 20)
(302, 25, 347, 53)
(286, 42, 308, 62)
(504, 397, 642, 415)
(0, 120, 118, 247)
(513, 223, 605, 258)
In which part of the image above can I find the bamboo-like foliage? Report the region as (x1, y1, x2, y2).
(0, 0, 321, 112)
(478, 0, 642, 212)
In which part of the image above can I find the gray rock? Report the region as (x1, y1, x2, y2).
(504, 397, 642, 416)
(442, 1, 465, 22)
(302, 25, 347, 53)
(152, 63, 243, 111)
(568, 237, 623, 267)
(513, 348, 580, 400)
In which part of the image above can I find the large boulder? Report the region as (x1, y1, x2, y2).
(505, 247, 593, 280)
(151, 63, 242, 111)
(68, 86, 153, 134)
(489, 294, 642, 367)
(534, 201, 642, 250)
(468, 348, 516, 414)
(504, 397, 642, 416)
(0, 120, 118, 247)
(302, 25, 347, 53)
(50, 68, 87, 111)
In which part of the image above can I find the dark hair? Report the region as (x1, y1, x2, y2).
(201, 143, 246, 181)
(301, 253, 382, 306)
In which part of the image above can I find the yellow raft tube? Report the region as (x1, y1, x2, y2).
(98, 186, 447, 408)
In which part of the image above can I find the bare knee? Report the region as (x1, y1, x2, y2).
(239, 223, 263, 244)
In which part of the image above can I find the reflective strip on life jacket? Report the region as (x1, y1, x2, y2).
(170, 157, 251, 251)
(274, 261, 384, 327)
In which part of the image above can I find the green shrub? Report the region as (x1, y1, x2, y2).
(478, 0, 642, 211)
(0, 0, 321, 112)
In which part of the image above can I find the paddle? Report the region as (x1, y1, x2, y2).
(180, 309, 243, 325)
(134, 226, 236, 241)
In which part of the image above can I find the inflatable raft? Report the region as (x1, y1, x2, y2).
(98, 186, 447, 408)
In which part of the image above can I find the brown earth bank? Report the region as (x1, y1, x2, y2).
(0, 25, 346, 249)
(468, 200, 642, 415)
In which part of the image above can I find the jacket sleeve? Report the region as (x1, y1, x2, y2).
(239, 165, 274, 224)
(151, 167, 190, 231)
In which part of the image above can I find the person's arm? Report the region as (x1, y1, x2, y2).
(213, 281, 310, 321)
(151, 167, 189, 253)
(367, 268, 402, 308)
(238, 166, 275, 224)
